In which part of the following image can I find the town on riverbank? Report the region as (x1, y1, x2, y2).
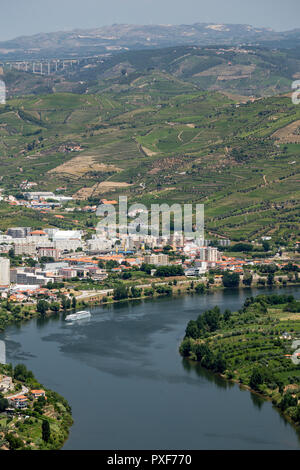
(0, 211, 299, 328)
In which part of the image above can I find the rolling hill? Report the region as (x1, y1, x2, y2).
(2, 23, 300, 60)
(0, 70, 299, 242)
(3, 44, 300, 99)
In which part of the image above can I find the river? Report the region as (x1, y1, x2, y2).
(1, 286, 300, 450)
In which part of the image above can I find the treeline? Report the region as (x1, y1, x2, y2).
(37, 295, 77, 315)
(112, 282, 173, 301)
(140, 263, 184, 277)
(183, 306, 231, 341)
(180, 340, 227, 374)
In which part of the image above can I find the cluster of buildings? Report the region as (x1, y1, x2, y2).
(0, 372, 47, 410)
(0, 228, 83, 258)
(8, 389, 46, 410)
(3, 190, 73, 212)
(0, 224, 229, 295)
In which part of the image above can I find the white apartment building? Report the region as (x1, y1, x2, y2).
(14, 240, 37, 256)
(199, 247, 220, 262)
(0, 258, 10, 285)
(86, 236, 113, 253)
(54, 238, 82, 252)
(0, 234, 13, 243)
(144, 254, 169, 266)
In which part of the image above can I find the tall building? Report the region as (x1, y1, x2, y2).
(7, 227, 31, 239)
(199, 247, 220, 262)
(144, 254, 169, 266)
(0, 258, 10, 286)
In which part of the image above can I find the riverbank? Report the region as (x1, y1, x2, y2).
(0, 363, 73, 450)
(77, 278, 300, 308)
(180, 293, 300, 430)
(1, 279, 300, 333)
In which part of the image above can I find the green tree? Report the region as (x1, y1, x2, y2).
(50, 302, 60, 312)
(243, 271, 253, 287)
(5, 433, 24, 450)
(222, 271, 240, 288)
(0, 397, 9, 412)
(214, 353, 227, 373)
(195, 283, 205, 294)
(267, 273, 275, 286)
(224, 309, 231, 322)
(113, 284, 129, 300)
(42, 420, 51, 442)
(179, 338, 192, 357)
(185, 320, 199, 339)
(262, 240, 270, 252)
(249, 368, 264, 390)
(14, 364, 34, 382)
(37, 300, 49, 316)
(61, 296, 71, 310)
(130, 286, 142, 298)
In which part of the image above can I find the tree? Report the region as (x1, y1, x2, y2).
(0, 397, 9, 412)
(222, 272, 240, 288)
(279, 393, 298, 411)
(72, 296, 77, 309)
(267, 273, 275, 286)
(155, 265, 184, 277)
(122, 272, 132, 280)
(130, 286, 142, 298)
(5, 433, 24, 450)
(243, 271, 253, 287)
(113, 284, 129, 300)
(50, 302, 60, 312)
(61, 296, 71, 310)
(224, 309, 231, 322)
(14, 363, 34, 382)
(42, 420, 51, 442)
(37, 300, 49, 316)
(26, 258, 37, 267)
(214, 353, 227, 373)
(179, 338, 192, 357)
(185, 320, 199, 339)
(230, 243, 252, 252)
(262, 240, 270, 252)
(195, 283, 205, 294)
(249, 368, 264, 390)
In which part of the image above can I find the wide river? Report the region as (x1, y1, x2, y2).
(1, 286, 300, 450)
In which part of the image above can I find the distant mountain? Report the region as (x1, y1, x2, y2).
(1, 23, 300, 60)
(3, 43, 300, 99)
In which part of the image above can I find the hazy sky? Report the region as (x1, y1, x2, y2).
(1, 0, 299, 41)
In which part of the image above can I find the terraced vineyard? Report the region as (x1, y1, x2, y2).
(180, 294, 300, 427)
(0, 68, 299, 241)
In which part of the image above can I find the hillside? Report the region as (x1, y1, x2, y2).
(2, 23, 300, 60)
(3, 44, 300, 100)
(0, 70, 299, 241)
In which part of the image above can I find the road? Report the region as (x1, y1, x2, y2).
(7, 385, 29, 399)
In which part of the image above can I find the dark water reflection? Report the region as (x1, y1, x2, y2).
(1, 286, 300, 450)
